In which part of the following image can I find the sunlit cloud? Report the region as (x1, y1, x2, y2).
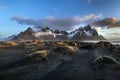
(95, 27, 102, 32)
(102, 28, 120, 40)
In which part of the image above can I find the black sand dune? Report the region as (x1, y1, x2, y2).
(0, 41, 120, 80)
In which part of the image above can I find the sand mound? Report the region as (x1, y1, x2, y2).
(52, 46, 80, 55)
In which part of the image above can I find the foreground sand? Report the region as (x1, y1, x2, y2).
(0, 40, 120, 80)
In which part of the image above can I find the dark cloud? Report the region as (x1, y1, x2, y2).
(91, 17, 120, 28)
(11, 16, 35, 25)
(11, 14, 101, 30)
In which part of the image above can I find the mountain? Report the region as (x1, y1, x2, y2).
(10, 25, 105, 41)
(33, 26, 55, 40)
(5, 35, 16, 41)
(11, 26, 68, 40)
(68, 25, 105, 40)
(11, 27, 35, 40)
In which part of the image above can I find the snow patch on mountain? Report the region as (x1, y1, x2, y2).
(34, 30, 53, 38)
(33, 30, 63, 38)
(68, 30, 78, 38)
(84, 30, 92, 36)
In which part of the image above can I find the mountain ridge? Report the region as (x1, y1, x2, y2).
(10, 25, 106, 41)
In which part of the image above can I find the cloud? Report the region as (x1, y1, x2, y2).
(91, 17, 120, 28)
(0, 5, 7, 10)
(11, 14, 101, 30)
(105, 33, 120, 40)
(73, 14, 101, 23)
(95, 27, 102, 32)
(11, 16, 35, 25)
(111, 33, 120, 36)
(109, 33, 120, 35)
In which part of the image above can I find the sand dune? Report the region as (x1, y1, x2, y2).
(0, 41, 120, 80)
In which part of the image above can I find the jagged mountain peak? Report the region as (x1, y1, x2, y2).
(76, 25, 94, 31)
(45, 26, 51, 30)
(32, 26, 52, 32)
(68, 25, 104, 40)
(41, 26, 53, 32)
(25, 27, 34, 32)
(69, 25, 94, 37)
(84, 25, 92, 31)
(9, 25, 105, 41)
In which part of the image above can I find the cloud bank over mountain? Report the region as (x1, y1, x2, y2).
(11, 14, 120, 40)
(11, 14, 101, 30)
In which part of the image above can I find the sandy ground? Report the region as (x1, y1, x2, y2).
(0, 48, 27, 67)
(0, 41, 120, 80)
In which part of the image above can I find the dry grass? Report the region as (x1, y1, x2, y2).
(2, 41, 18, 46)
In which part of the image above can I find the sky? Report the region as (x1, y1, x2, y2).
(0, 0, 120, 40)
